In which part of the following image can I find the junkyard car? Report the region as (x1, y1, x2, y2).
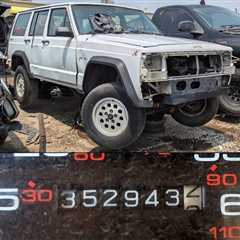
(8, 3, 235, 149)
(152, 5, 240, 116)
(0, 4, 19, 145)
(0, 77, 19, 145)
(0, 3, 10, 54)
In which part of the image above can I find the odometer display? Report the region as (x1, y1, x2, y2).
(0, 152, 239, 240)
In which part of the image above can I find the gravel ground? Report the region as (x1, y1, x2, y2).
(1, 93, 240, 153)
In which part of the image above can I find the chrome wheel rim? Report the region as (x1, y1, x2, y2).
(225, 86, 240, 105)
(16, 74, 25, 98)
(92, 98, 129, 137)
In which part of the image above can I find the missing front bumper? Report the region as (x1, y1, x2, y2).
(161, 89, 225, 105)
(143, 76, 230, 106)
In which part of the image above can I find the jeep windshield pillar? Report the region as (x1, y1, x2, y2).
(7, 3, 235, 149)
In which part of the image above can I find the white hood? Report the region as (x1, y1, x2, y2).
(88, 33, 232, 53)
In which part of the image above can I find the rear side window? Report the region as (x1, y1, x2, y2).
(12, 13, 31, 36)
(29, 10, 49, 36)
(48, 8, 71, 36)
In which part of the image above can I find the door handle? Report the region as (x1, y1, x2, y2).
(24, 39, 31, 44)
(41, 40, 50, 45)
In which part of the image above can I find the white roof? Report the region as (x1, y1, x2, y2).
(19, 2, 142, 13)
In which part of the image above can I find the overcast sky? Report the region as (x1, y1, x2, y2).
(35, 0, 240, 12)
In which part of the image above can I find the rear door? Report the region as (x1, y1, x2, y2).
(40, 7, 77, 86)
(8, 12, 32, 58)
(27, 10, 49, 77)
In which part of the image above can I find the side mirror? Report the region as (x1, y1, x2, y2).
(56, 27, 74, 38)
(178, 21, 195, 33)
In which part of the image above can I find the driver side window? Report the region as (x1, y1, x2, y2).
(159, 9, 193, 34)
(48, 8, 71, 36)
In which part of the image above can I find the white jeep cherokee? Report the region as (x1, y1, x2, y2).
(8, 3, 235, 149)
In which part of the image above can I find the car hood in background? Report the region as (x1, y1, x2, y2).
(88, 33, 232, 52)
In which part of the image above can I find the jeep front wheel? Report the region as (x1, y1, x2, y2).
(171, 98, 219, 127)
(14, 65, 39, 109)
(81, 83, 146, 149)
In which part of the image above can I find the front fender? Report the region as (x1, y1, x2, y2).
(85, 56, 152, 108)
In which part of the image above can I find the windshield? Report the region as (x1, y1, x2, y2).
(72, 5, 160, 34)
(193, 6, 240, 29)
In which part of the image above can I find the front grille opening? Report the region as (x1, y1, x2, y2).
(176, 81, 187, 91)
(167, 55, 222, 77)
(191, 81, 200, 89)
(199, 55, 221, 74)
(167, 56, 197, 77)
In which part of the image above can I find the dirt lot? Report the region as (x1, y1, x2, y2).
(1, 89, 240, 153)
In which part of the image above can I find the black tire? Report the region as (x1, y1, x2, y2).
(219, 80, 240, 116)
(171, 98, 219, 127)
(144, 112, 166, 133)
(14, 65, 39, 109)
(81, 83, 146, 149)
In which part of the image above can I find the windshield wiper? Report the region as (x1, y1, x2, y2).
(220, 24, 240, 28)
(123, 30, 161, 35)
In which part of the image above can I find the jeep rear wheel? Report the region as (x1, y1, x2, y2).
(81, 83, 146, 149)
(171, 98, 219, 127)
(14, 65, 39, 110)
